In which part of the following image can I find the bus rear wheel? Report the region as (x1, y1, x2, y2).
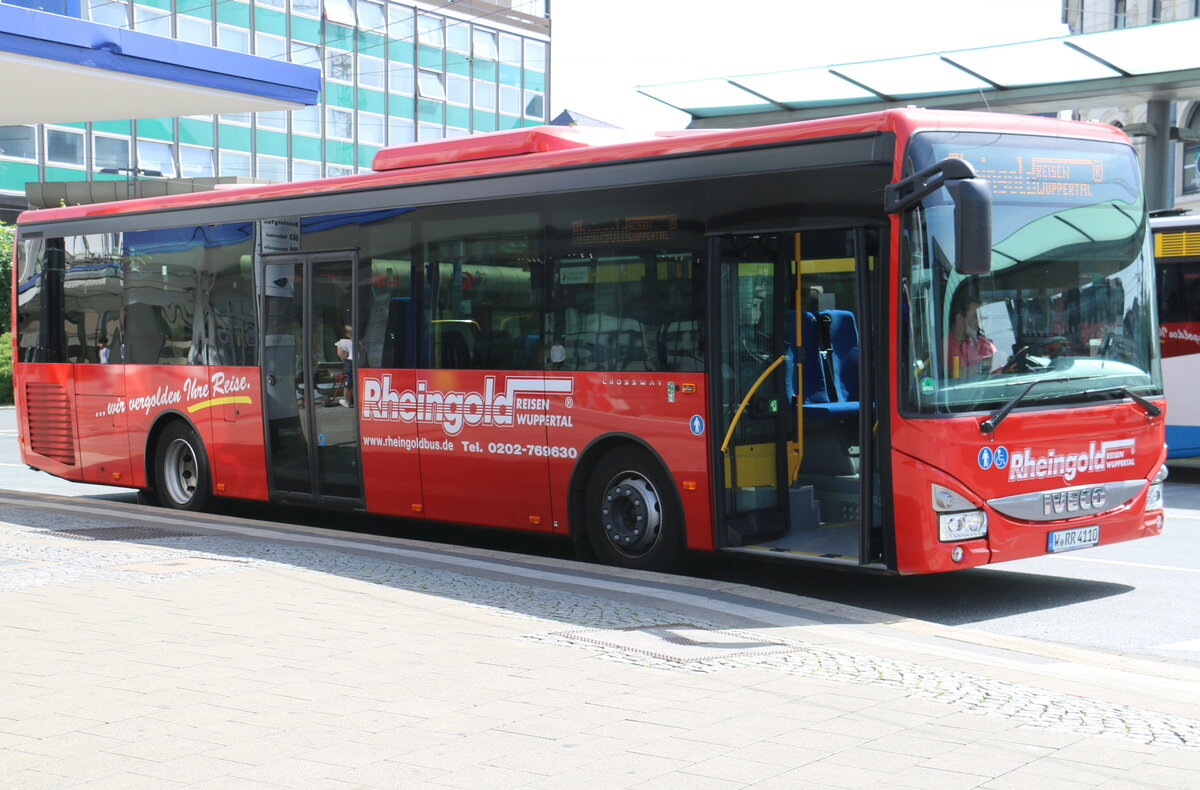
(153, 422, 212, 511)
(584, 447, 683, 572)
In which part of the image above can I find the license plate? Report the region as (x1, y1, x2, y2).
(1047, 525, 1100, 553)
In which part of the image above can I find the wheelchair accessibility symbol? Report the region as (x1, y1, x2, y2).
(978, 446, 1009, 470)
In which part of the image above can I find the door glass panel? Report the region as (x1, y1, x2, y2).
(717, 238, 785, 521)
(792, 230, 863, 561)
(311, 258, 360, 498)
(264, 259, 311, 494)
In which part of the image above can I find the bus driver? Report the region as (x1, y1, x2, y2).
(946, 290, 995, 378)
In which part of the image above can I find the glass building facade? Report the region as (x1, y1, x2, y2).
(0, 0, 549, 216)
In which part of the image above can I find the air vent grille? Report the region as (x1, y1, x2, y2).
(24, 382, 76, 465)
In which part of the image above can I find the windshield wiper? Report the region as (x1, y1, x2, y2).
(1079, 385, 1162, 418)
(980, 378, 1159, 434)
(980, 377, 1073, 434)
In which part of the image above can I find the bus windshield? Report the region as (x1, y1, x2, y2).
(901, 131, 1161, 415)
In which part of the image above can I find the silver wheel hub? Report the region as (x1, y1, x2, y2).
(163, 438, 198, 505)
(601, 473, 662, 557)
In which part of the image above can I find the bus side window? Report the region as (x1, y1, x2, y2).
(420, 206, 542, 371)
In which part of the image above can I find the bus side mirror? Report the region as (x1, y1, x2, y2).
(947, 178, 992, 275)
(884, 158, 993, 275)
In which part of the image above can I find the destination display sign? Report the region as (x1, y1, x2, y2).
(570, 214, 680, 246)
(947, 152, 1105, 198)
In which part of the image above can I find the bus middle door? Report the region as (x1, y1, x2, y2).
(262, 253, 366, 505)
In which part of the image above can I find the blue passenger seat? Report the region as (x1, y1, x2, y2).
(823, 309, 860, 405)
(804, 310, 859, 420)
(784, 311, 829, 406)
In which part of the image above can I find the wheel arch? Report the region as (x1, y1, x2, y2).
(566, 431, 685, 557)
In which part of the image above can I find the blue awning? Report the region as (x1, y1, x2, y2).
(0, 3, 320, 125)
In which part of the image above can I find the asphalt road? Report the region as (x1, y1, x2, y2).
(2, 406, 1196, 666)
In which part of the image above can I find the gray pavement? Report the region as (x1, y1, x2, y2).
(1, 491, 1199, 788)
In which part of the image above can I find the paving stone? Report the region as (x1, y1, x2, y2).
(3, 509, 1200, 790)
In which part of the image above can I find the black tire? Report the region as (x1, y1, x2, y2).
(584, 447, 683, 572)
(153, 421, 212, 511)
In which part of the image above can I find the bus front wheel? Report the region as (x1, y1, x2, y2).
(584, 447, 683, 572)
(153, 422, 212, 511)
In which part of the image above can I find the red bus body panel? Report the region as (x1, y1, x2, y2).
(356, 369, 713, 547)
(16, 362, 269, 501)
(891, 404, 1164, 574)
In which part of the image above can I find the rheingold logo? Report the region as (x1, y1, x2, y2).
(1007, 439, 1136, 484)
(360, 375, 574, 436)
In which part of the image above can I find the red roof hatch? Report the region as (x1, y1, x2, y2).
(371, 126, 596, 171)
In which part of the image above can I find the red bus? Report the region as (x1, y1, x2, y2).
(11, 109, 1166, 574)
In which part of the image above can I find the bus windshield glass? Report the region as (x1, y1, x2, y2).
(901, 131, 1161, 415)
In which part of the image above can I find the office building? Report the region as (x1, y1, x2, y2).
(1062, 0, 1200, 209)
(0, 0, 550, 219)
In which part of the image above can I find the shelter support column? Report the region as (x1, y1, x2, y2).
(1144, 99, 1172, 212)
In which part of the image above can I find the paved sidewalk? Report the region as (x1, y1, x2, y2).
(1, 491, 1199, 789)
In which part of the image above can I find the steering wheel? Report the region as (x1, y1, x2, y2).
(1001, 336, 1069, 373)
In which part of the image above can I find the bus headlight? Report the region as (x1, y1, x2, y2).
(939, 510, 988, 542)
(1146, 465, 1168, 512)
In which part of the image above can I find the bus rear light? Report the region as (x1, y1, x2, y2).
(938, 510, 987, 542)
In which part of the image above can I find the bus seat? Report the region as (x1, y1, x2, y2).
(789, 309, 858, 421)
(823, 309, 860, 404)
(515, 334, 540, 369)
(437, 328, 472, 369)
(659, 320, 704, 371)
(124, 302, 166, 364)
(474, 329, 510, 368)
(785, 311, 829, 405)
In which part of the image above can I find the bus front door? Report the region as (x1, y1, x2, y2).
(262, 253, 363, 504)
(714, 230, 877, 565)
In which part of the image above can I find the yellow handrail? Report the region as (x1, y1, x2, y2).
(720, 353, 786, 454)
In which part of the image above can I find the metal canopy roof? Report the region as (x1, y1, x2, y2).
(639, 18, 1200, 128)
(0, 4, 320, 126)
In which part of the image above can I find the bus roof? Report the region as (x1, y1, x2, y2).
(1149, 212, 1198, 229)
(17, 108, 1131, 227)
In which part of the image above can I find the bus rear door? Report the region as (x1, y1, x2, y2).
(262, 252, 366, 505)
